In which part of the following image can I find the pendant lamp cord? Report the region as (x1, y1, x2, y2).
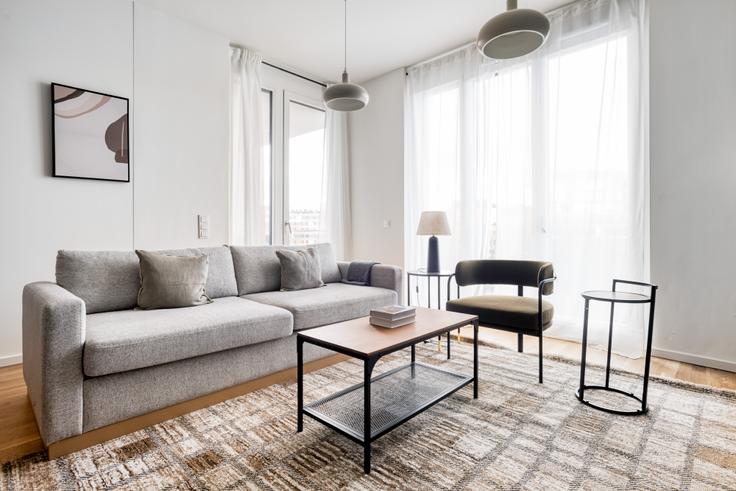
(343, 0, 347, 72)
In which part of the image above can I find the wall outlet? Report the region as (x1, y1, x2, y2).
(383, 219, 392, 229)
(197, 214, 209, 239)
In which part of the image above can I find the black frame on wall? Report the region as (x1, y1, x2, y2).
(51, 82, 131, 183)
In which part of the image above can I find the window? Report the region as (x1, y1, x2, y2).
(406, 0, 647, 355)
(286, 101, 325, 245)
(262, 89, 273, 244)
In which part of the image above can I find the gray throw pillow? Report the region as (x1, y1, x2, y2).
(136, 250, 212, 309)
(275, 248, 324, 291)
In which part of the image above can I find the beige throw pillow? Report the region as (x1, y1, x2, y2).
(275, 248, 324, 291)
(136, 250, 212, 309)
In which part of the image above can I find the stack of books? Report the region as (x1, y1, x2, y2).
(369, 305, 416, 328)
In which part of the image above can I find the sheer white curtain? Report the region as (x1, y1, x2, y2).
(318, 109, 352, 259)
(230, 47, 267, 245)
(405, 0, 649, 356)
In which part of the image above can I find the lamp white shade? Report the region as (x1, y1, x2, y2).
(416, 211, 451, 236)
(476, 1, 550, 59)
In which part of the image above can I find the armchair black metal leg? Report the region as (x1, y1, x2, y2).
(473, 319, 479, 398)
(538, 334, 543, 384)
(517, 333, 523, 353)
(447, 331, 451, 359)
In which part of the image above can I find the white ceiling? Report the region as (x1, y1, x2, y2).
(141, 0, 568, 83)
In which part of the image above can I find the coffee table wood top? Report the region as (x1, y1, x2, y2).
(297, 307, 478, 358)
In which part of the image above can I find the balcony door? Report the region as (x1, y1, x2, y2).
(261, 65, 326, 245)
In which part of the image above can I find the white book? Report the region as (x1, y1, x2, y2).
(369, 315, 416, 329)
(369, 305, 416, 321)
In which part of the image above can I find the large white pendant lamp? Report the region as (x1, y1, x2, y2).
(323, 0, 369, 111)
(476, 0, 550, 59)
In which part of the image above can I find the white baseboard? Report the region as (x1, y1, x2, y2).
(0, 353, 22, 368)
(652, 347, 736, 373)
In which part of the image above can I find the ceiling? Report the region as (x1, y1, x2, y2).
(141, 0, 568, 83)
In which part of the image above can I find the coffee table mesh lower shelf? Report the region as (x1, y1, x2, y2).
(304, 362, 472, 441)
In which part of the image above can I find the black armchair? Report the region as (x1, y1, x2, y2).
(446, 260, 556, 383)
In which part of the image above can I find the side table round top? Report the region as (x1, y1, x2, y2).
(581, 290, 651, 303)
(407, 269, 455, 277)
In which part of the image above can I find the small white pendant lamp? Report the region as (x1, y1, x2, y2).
(476, 0, 550, 59)
(323, 0, 369, 111)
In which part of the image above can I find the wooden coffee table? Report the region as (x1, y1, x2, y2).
(296, 307, 479, 474)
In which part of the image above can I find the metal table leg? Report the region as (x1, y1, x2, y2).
(437, 275, 441, 309)
(297, 337, 304, 432)
(406, 272, 411, 307)
(577, 299, 590, 402)
(363, 357, 377, 474)
(605, 299, 615, 388)
(641, 289, 657, 411)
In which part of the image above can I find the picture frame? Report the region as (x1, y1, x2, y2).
(51, 82, 130, 182)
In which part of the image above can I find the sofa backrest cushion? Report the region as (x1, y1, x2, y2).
(56, 246, 239, 313)
(158, 246, 238, 299)
(231, 243, 340, 295)
(56, 250, 139, 314)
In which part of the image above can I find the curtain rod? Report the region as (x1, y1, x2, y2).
(229, 44, 327, 88)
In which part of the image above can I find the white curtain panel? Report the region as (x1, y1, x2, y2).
(230, 47, 267, 246)
(318, 109, 353, 259)
(405, 0, 649, 356)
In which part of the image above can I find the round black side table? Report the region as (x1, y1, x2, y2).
(407, 269, 456, 355)
(576, 280, 658, 416)
(406, 269, 455, 309)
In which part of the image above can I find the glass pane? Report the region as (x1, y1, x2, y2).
(262, 90, 272, 244)
(288, 101, 325, 245)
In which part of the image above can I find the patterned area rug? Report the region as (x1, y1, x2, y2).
(2, 341, 735, 490)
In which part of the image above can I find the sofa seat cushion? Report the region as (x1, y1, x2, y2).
(243, 283, 397, 331)
(83, 297, 292, 377)
(446, 295, 553, 332)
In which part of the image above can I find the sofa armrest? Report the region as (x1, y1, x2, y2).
(336, 261, 403, 302)
(23, 282, 85, 445)
(369, 264, 403, 302)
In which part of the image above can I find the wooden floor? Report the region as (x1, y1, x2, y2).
(1, 326, 734, 464)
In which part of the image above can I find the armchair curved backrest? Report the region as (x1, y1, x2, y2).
(454, 260, 555, 295)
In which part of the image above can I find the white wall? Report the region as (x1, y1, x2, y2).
(0, 0, 134, 365)
(0, 0, 231, 365)
(349, 69, 405, 272)
(649, 0, 736, 370)
(133, 4, 230, 249)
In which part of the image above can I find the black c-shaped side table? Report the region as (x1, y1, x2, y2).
(576, 280, 658, 415)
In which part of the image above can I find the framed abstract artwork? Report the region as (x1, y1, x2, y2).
(51, 83, 130, 182)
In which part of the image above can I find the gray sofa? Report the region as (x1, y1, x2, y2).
(22, 243, 401, 448)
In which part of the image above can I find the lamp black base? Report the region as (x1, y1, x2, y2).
(427, 235, 439, 273)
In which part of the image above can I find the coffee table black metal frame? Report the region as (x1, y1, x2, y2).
(576, 279, 658, 416)
(296, 316, 479, 474)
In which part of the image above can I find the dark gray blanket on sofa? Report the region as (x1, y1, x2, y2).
(342, 261, 379, 286)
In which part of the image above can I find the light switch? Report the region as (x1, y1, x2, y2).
(198, 214, 209, 239)
(383, 219, 392, 229)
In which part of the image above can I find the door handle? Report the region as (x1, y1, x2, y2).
(285, 221, 293, 238)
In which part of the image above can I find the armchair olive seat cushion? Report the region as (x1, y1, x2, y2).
(447, 295, 554, 332)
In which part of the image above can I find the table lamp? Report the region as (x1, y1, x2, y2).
(416, 211, 451, 273)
